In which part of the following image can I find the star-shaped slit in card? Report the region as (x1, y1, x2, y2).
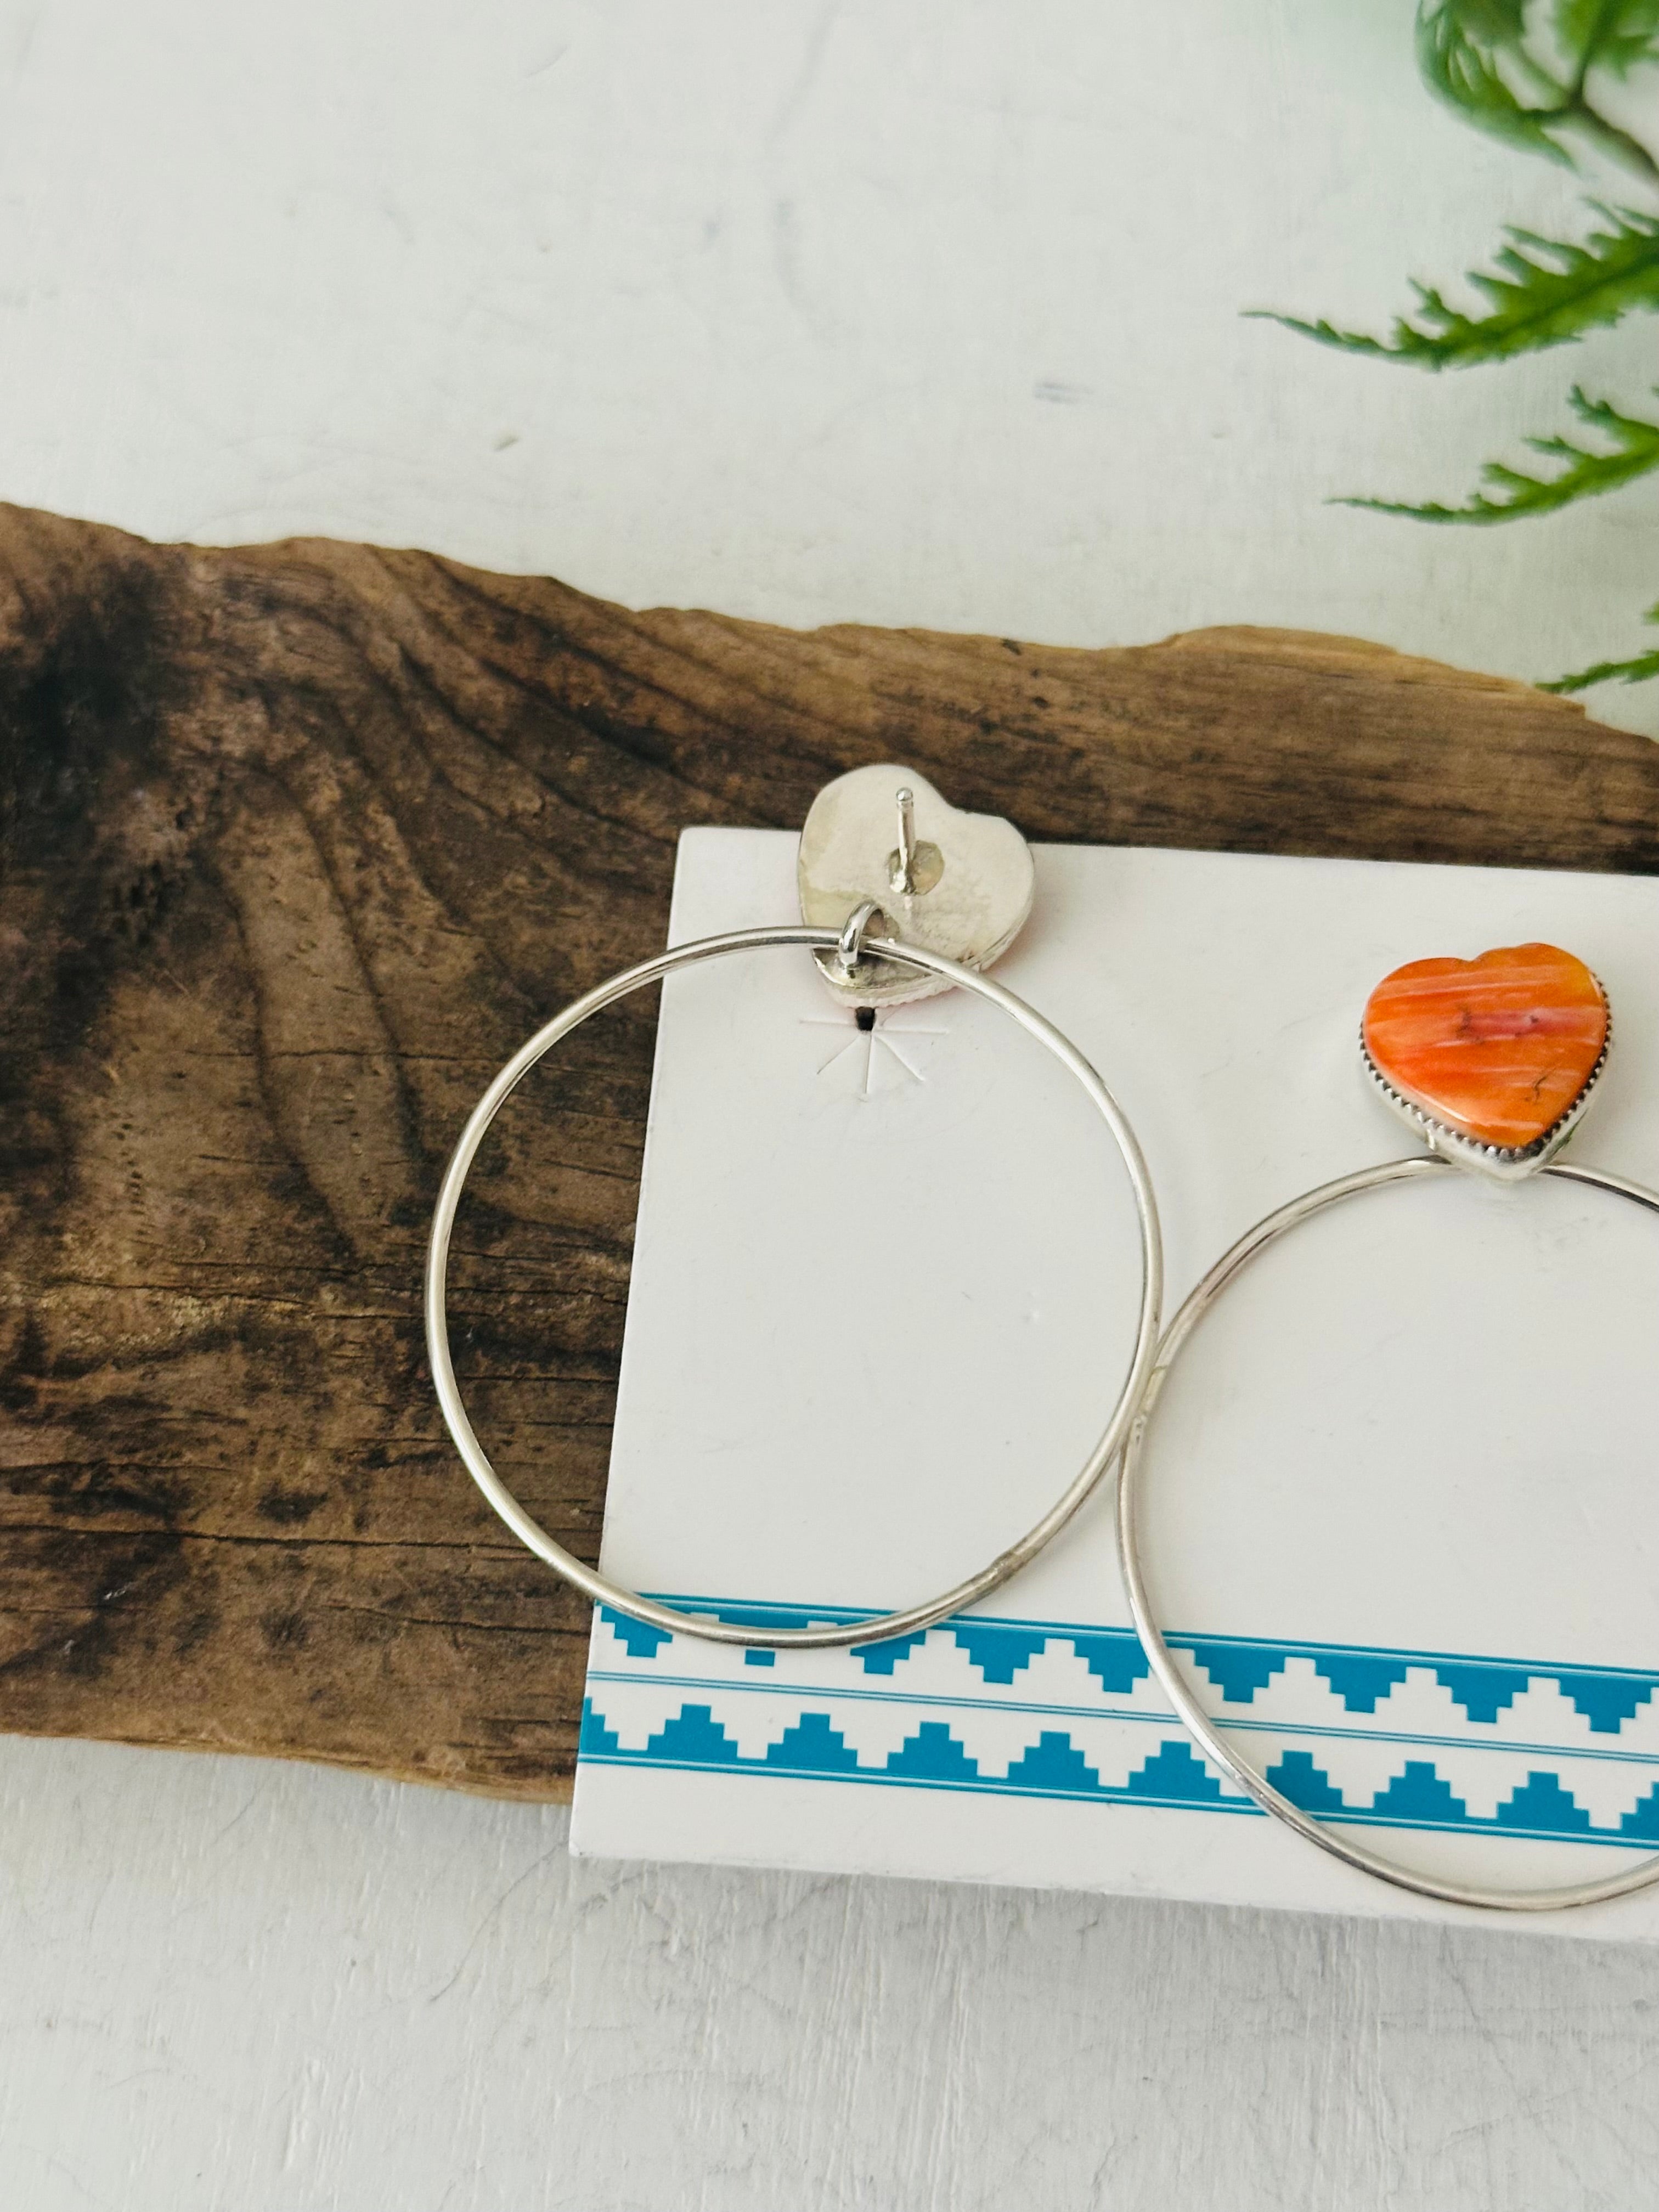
(800, 1004, 947, 1098)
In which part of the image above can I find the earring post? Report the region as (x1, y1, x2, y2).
(893, 786, 917, 896)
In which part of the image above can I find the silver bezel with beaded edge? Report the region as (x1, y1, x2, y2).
(1359, 979, 1612, 1184)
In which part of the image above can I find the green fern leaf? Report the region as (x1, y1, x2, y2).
(1417, 1, 1575, 158)
(1440, 0, 1527, 38)
(1417, 3, 1659, 179)
(1544, 644, 1659, 689)
(1543, 600, 1659, 690)
(1343, 386, 1659, 522)
(1257, 206, 1659, 368)
(1554, 0, 1659, 79)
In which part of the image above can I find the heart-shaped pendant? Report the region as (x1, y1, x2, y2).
(1361, 941, 1611, 1178)
(798, 764, 1036, 1005)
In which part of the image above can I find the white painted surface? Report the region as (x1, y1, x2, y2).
(0, 0, 1654, 730)
(7, 1733, 1659, 2212)
(3, 3, 1658, 2204)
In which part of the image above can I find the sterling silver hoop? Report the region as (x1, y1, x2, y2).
(428, 922, 1164, 1651)
(1118, 1150, 1659, 1913)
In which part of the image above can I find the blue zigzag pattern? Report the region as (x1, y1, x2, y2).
(580, 1699, 1659, 1848)
(600, 1602, 1659, 1733)
(580, 1700, 1241, 1812)
(586, 1600, 1659, 1850)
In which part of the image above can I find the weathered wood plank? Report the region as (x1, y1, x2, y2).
(1, 504, 1654, 1798)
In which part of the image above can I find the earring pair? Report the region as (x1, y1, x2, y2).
(427, 770, 1659, 1912)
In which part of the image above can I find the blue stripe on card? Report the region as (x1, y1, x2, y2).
(583, 1667, 1659, 1772)
(602, 1599, 1659, 1733)
(582, 1598, 1659, 1852)
(580, 1700, 1659, 1850)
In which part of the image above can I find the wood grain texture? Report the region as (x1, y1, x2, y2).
(1, 501, 1655, 1801)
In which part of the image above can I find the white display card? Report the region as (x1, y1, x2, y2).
(569, 828, 1659, 1939)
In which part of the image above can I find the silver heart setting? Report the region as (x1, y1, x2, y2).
(797, 765, 1036, 1006)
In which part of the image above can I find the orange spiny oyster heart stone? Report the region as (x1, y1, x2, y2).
(1362, 943, 1609, 1152)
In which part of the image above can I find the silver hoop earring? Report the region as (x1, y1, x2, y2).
(1118, 940, 1659, 1912)
(428, 766, 1164, 1651)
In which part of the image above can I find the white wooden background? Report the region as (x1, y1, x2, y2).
(1, 5, 1656, 2206)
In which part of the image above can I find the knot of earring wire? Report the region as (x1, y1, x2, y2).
(834, 898, 887, 984)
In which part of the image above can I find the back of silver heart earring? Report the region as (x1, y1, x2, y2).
(797, 763, 1036, 1009)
